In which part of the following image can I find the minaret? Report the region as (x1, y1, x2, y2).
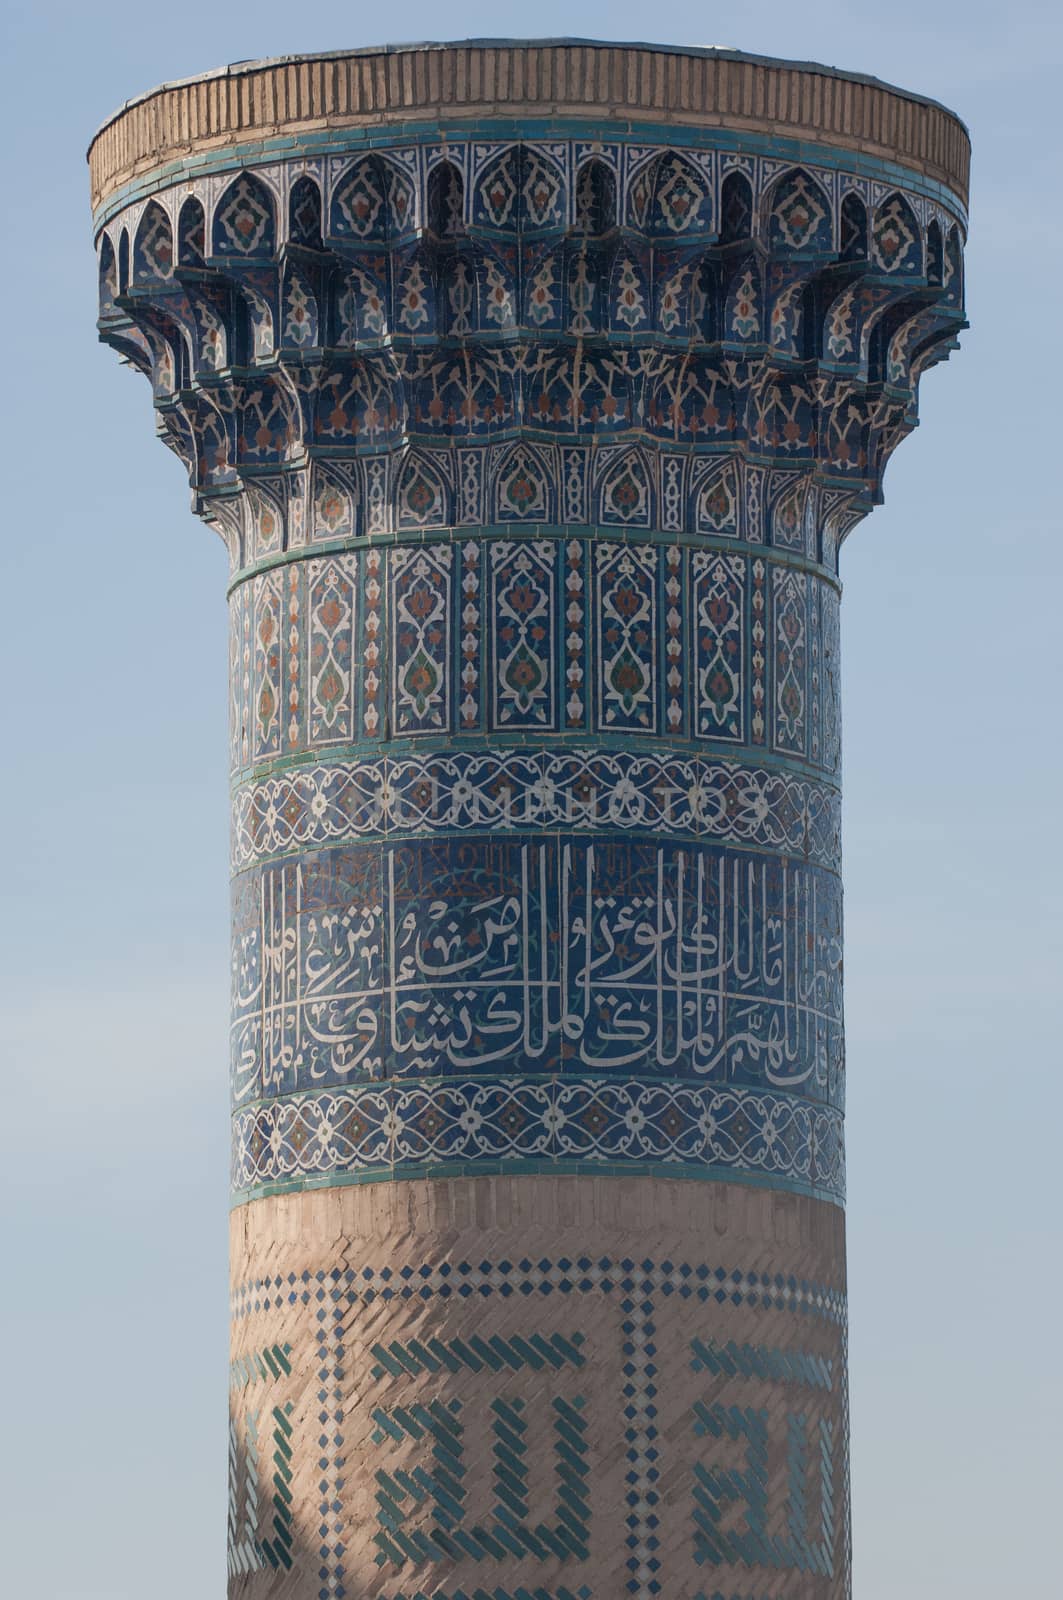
(90, 41, 967, 1599)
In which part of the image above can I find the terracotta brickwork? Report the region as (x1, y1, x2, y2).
(230, 1177, 847, 1598)
(89, 39, 969, 1599)
(88, 40, 969, 215)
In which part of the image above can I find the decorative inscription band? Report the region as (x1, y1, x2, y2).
(231, 749, 841, 871)
(230, 1076, 845, 1205)
(231, 839, 844, 1101)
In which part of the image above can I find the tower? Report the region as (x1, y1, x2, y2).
(89, 40, 968, 1599)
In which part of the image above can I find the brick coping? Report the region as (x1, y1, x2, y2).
(88, 37, 970, 213)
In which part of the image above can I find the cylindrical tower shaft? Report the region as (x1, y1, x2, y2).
(89, 39, 968, 1600)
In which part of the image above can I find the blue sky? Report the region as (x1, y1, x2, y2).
(1, 2, 1060, 1593)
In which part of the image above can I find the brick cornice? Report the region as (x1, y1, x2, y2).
(88, 38, 970, 214)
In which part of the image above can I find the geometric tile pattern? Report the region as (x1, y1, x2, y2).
(227, 540, 841, 776)
(230, 1076, 846, 1203)
(100, 138, 965, 531)
(689, 1336, 833, 1391)
(691, 1404, 833, 1573)
(227, 1343, 296, 1579)
(385, 1588, 589, 1600)
(230, 751, 842, 872)
(370, 1331, 588, 1380)
(229, 1211, 849, 1600)
(369, 1331, 588, 1568)
(96, 52, 966, 1600)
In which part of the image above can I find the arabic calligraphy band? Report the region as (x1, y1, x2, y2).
(92, 39, 969, 1597)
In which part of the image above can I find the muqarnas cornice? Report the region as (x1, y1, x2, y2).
(91, 43, 967, 570)
(91, 45, 972, 1599)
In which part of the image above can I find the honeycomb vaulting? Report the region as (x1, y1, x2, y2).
(90, 39, 969, 1598)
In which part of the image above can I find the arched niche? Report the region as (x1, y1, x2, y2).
(289, 175, 323, 248)
(719, 171, 754, 245)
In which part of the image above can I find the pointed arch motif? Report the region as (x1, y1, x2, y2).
(597, 446, 654, 527)
(650, 152, 713, 236)
(926, 220, 944, 287)
(395, 450, 450, 530)
(693, 462, 739, 534)
(871, 192, 922, 275)
(312, 465, 355, 541)
(133, 201, 174, 282)
(719, 171, 754, 245)
(330, 156, 389, 243)
(381, 158, 416, 236)
(474, 147, 519, 229)
(520, 146, 566, 231)
(117, 229, 130, 292)
(943, 226, 964, 308)
(177, 197, 206, 266)
(307, 555, 356, 742)
(766, 168, 832, 254)
(772, 478, 810, 549)
(428, 160, 464, 237)
(625, 153, 661, 232)
(288, 175, 323, 247)
(98, 234, 118, 315)
(574, 158, 616, 235)
(492, 440, 554, 521)
(213, 173, 276, 257)
(839, 192, 868, 262)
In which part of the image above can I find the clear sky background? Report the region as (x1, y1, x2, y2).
(1, 2, 1059, 1594)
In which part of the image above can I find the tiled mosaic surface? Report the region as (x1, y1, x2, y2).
(228, 1180, 849, 1599)
(95, 125, 966, 1198)
(222, 516, 846, 1201)
(227, 540, 840, 777)
(94, 80, 965, 1600)
(97, 132, 965, 542)
(232, 751, 841, 872)
(230, 834, 844, 1200)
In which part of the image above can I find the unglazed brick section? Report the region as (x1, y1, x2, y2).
(91, 44, 969, 1600)
(88, 41, 969, 214)
(227, 1176, 849, 1599)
